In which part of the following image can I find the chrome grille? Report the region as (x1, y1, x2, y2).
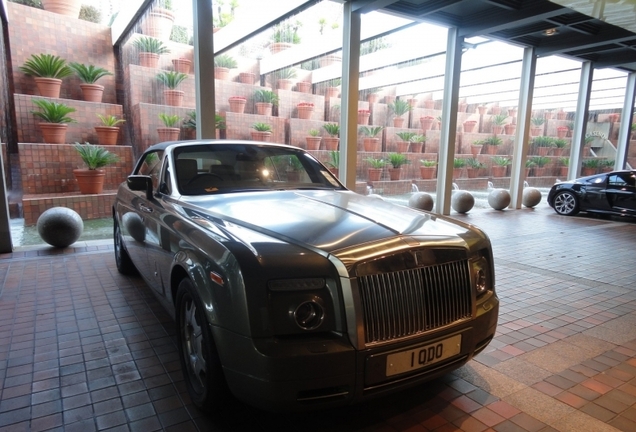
(358, 259, 472, 345)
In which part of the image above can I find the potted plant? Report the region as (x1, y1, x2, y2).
(463, 119, 477, 133)
(453, 157, 467, 179)
(556, 126, 569, 139)
(296, 80, 312, 93)
(157, 113, 181, 142)
(214, 54, 238, 81)
(157, 70, 188, 106)
(326, 150, 339, 176)
(323, 123, 340, 150)
(254, 89, 279, 116)
(558, 157, 569, 177)
(251, 122, 273, 142)
(466, 158, 485, 178)
(420, 115, 435, 131)
(272, 67, 297, 90)
(358, 109, 371, 125)
(490, 114, 507, 135)
(133, 36, 170, 68)
(419, 159, 437, 179)
(530, 117, 545, 136)
(305, 129, 321, 150)
(387, 153, 409, 180)
(600, 159, 614, 173)
(581, 158, 600, 176)
(504, 122, 516, 135)
(360, 126, 384, 152)
(172, 57, 192, 74)
(41, 0, 83, 18)
(228, 96, 247, 113)
(532, 136, 554, 156)
(482, 135, 502, 155)
(95, 114, 125, 145)
(182, 111, 225, 139)
(19, 53, 73, 98)
(410, 134, 426, 153)
(68, 62, 112, 102)
(269, 21, 301, 53)
(73, 142, 119, 194)
(395, 131, 417, 153)
(140, 0, 175, 40)
(524, 159, 536, 177)
(529, 156, 550, 176)
(491, 156, 511, 177)
(470, 139, 483, 157)
(388, 99, 412, 128)
(31, 99, 76, 144)
(296, 102, 314, 120)
(552, 138, 568, 156)
(365, 157, 385, 181)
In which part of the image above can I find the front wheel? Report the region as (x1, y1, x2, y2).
(553, 191, 580, 216)
(175, 278, 230, 413)
(114, 221, 137, 275)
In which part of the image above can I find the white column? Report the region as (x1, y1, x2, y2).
(193, 0, 216, 139)
(615, 72, 636, 170)
(569, 62, 594, 179)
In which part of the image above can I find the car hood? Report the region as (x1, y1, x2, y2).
(180, 190, 477, 254)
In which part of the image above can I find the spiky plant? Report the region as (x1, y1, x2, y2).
(158, 113, 181, 127)
(97, 114, 125, 127)
(31, 99, 76, 123)
(69, 63, 112, 84)
(19, 53, 73, 78)
(74, 142, 119, 170)
(133, 36, 170, 54)
(156, 71, 188, 89)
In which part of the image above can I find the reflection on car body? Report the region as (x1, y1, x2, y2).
(112, 140, 499, 413)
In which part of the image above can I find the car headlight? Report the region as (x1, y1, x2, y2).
(291, 297, 325, 330)
(471, 253, 492, 297)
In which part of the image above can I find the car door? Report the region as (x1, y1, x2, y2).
(606, 172, 636, 214)
(579, 174, 612, 212)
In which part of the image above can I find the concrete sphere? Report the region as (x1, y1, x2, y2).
(37, 207, 83, 248)
(451, 190, 475, 214)
(123, 212, 146, 243)
(408, 192, 434, 211)
(488, 189, 511, 210)
(523, 187, 542, 208)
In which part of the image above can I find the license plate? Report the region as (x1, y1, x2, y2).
(385, 334, 462, 377)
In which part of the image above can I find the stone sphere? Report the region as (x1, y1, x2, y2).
(123, 212, 146, 243)
(451, 190, 475, 214)
(488, 189, 511, 210)
(408, 192, 434, 211)
(523, 187, 542, 208)
(37, 207, 83, 248)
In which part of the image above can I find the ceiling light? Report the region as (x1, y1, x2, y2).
(543, 28, 558, 36)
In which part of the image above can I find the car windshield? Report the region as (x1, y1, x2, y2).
(172, 143, 342, 195)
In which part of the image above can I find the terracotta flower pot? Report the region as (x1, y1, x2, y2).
(530, 127, 542, 136)
(363, 138, 380, 152)
(325, 87, 339, 99)
(323, 137, 339, 151)
(278, 79, 293, 90)
(305, 136, 321, 150)
(34, 77, 62, 98)
(270, 42, 293, 54)
(164, 89, 184, 107)
(139, 52, 159, 68)
(504, 124, 516, 135)
(420, 117, 435, 131)
(463, 120, 477, 133)
(483, 144, 498, 155)
(256, 102, 272, 116)
(239, 72, 256, 84)
(368, 168, 383, 182)
(296, 81, 312, 93)
(419, 166, 436, 179)
(297, 105, 313, 119)
(228, 97, 246, 113)
(358, 111, 370, 125)
(215, 67, 230, 81)
(251, 131, 272, 142)
(393, 117, 405, 128)
(410, 142, 424, 153)
(556, 127, 568, 139)
(556, 111, 567, 120)
(39, 123, 68, 144)
(42, 0, 82, 17)
(157, 127, 180, 142)
(396, 141, 410, 153)
(491, 166, 507, 177)
(80, 83, 104, 103)
(367, 93, 379, 104)
(95, 126, 119, 145)
(141, 8, 175, 40)
(492, 125, 503, 135)
(424, 100, 435, 109)
(172, 58, 192, 74)
(73, 169, 105, 194)
(470, 145, 482, 157)
(388, 168, 401, 181)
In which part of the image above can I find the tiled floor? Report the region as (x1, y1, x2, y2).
(0, 205, 635, 431)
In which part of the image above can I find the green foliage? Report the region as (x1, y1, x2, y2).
(79, 5, 101, 23)
(170, 25, 192, 45)
(254, 89, 279, 105)
(213, 0, 238, 28)
(214, 54, 238, 68)
(388, 153, 409, 168)
(9, 0, 42, 8)
(74, 142, 119, 170)
(360, 37, 391, 55)
(529, 156, 550, 167)
(20, 53, 72, 79)
(323, 123, 340, 137)
(490, 114, 508, 126)
(453, 158, 467, 168)
(158, 113, 181, 127)
(31, 99, 76, 123)
(410, 134, 426, 143)
(252, 122, 272, 132)
(133, 36, 170, 54)
(69, 63, 112, 84)
(492, 156, 511, 166)
(525, 160, 536, 168)
(327, 150, 339, 168)
(308, 129, 320, 137)
(466, 158, 485, 169)
(533, 136, 554, 147)
(582, 158, 600, 168)
(559, 157, 569, 167)
(396, 131, 417, 142)
(553, 138, 568, 148)
(271, 21, 302, 44)
(420, 159, 437, 167)
(531, 117, 545, 126)
(365, 157, 386, 168)
(182, 112, 224, 130)
(360, 126, 384, 138)
(483, 136, 502, 146)
(272, 67, 297, 80)
(156, 71, 188, 89)
(388, 99, 412, 116)
(97, 114, 125, 127)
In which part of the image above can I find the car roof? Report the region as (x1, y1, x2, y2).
(143, 139, 300, 155)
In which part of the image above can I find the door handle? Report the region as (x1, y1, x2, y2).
(139, 205, 153, 213)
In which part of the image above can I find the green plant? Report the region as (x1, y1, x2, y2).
(388, 99, 412, 117)
(396, 131, 417, 142)
(531, 117, 545, 126)
(491, 114, 508, 126)
(553, 138, 568, 149)
(212, 0, 237, 28)
(97, 114, 125, 127)
(559, 157, 570, 167)
(420, 159, 437, 167)
(326, 150, 339, 168)
(466, 158, 485, 169)
(453, 158, 467, 168)
(69, 63, 112, 84)
(156, 70, 188, 89)
(214, 54, 238, 68)
(483, 136, 502, 146)
(19, 53, 73, 79)
(525, 160, 536, 168)
(31, 99, 76, 123)
(79, 4, 101, 23)
(308, 129, 320, 137)
(360, 126, 384, 138)
(492, 156, 511, 166)
(252, 122, 272, 132)
(410, 134, 426, 143)
(601, 159, 614, 169)
(181, 111, 225, 130)
(323, 123, 340, 137)
(533, 136, 554, 147)
(133, 36, 170, 54)
(271, 21, 302, 44)
(631, 123, 636, 131)
(158, 113, 181, 127)
(254, 89, 279, 106)
(10, 0, 43, 8)
(530, 156, 550, 167)
(388, 153, 409, 168)
(582, 159, 600, 168)
(365, 157, 386, 168)
(74, 142, 119, 170)
(288, 155, 303, 171)
(273, 67, 297, 80)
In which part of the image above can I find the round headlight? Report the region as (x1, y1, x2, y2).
(291, 300, 325, 330)
(475, 268, 487, 295)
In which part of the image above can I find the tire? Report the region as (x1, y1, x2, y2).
(114, 221, 137, 275)
(553, 191, 580, 216)
(175, 278, 230, 413)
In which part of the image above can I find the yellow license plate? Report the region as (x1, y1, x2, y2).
(385, 334, 462, 377)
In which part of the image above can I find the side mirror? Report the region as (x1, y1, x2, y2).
(127, 175, 153, 200)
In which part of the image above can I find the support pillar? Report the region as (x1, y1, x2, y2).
(193, 0, 216, 139)
(569, 62, 593, 179)
(616, 72, 635, 170)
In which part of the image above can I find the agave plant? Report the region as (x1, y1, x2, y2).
(388, 99, 412, 116)
(252, 122, 273, 132)
(492, 156, 511, 166)
(396, 131, 418, 142)
(360, 126, 384, 138)
(388, 153, 409, 168)
(254, 89, 279, 105)
(69, 63, 112, 84)
(214, 54, 238, 69)
(74, 142, 119, 170)
(365, 157, 386, 168)
(529, 156, 550, 167)
(133, 36, 170, 54)
(323, 123, 340, 137)
(31, 99, 76, 123)
(97, 114, 125, 127)
(20, 53, 73, 79)
(156, 71, 188, 89)
(158, 113, 181, 127)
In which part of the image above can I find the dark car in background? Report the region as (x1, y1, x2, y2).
(113, 140, 499, 412)
(548, 170, 636, 217)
